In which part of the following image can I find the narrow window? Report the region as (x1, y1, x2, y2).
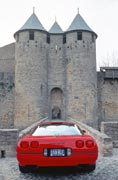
(1, 150, 5, 158)
(17, 34, 19, 42)
(29, 31, 34, 40)
(41, 84, 43, 95)
(63, 33, 66, 44)
(77, 32, 82, 40)
(47, 33, 50, 44)
(92, 34, 95, 43)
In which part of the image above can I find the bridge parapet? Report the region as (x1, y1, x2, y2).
(19, 117, 48, 139)
(69, 117, 113, 157)
(0, 129, 18, 157)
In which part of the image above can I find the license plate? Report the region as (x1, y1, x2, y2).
(50, 149, 65, 157)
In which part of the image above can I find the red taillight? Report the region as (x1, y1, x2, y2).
(20, 141, 29, 149)
(76, 140, 84, 148)
(86, 140, 94, 148)
(30, 141, 39, 148)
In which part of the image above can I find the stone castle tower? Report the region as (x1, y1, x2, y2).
(14, 10, 98, 129)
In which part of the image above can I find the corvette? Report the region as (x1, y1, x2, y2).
(16, 121, 98, 173)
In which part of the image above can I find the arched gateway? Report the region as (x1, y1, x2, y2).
(50, 88, 63, 119)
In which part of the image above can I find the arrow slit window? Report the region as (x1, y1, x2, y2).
(29, 31, 34, 40)
(77, 32, 82, 40)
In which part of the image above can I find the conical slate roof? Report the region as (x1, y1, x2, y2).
(15, 13, 46, 34)
(49, 21, 63, 34)
(67, 12, 96, 35)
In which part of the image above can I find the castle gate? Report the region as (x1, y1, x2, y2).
(50, 88, 63, 119)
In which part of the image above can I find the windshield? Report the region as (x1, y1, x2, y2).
(32, 124, 82, 136)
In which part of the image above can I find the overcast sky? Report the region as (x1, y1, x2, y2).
(0, 0, 118, 68)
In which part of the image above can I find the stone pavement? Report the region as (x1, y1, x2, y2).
(0, 149, 118, 180)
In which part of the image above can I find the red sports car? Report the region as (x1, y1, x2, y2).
(16, 121, 98, 173)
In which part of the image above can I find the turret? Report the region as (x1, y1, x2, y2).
(14, 12, 48, 129)
(65, 10, 98, 128)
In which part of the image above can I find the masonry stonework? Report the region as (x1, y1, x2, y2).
(97, 68, 118, 129)
(0, 129, 18, 157)
(14, 31, 48, 129)
(66, 32, 97, 128)
(101, 122, 118, 148)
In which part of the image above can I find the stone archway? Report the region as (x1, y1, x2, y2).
(50, 88, 63, 119)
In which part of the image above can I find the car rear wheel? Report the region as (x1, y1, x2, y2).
(19, 164, 30, 173)
(79, 164, 96, 172)
(86, 164, 96, 172)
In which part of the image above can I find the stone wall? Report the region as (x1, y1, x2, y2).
(0, 73, 15, 128)
(48, 34, 66, 120)
(0, 43, 15, 128)
(97, 70, 118, 127)
(0, 43, 15, 72)
(0, 129, 18, 157)
(101, 122, 118, 148)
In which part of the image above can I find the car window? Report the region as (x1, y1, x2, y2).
(32, 124, 82, 136)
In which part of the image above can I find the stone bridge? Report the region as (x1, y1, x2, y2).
(0, 117, 115, 158)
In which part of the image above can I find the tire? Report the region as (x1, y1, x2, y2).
(19, 164, 29, 173)
(87, 164, 96, 172)
(79, 164, 96, 172)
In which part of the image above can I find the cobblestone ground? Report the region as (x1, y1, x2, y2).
(0, 149, 118, 180)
